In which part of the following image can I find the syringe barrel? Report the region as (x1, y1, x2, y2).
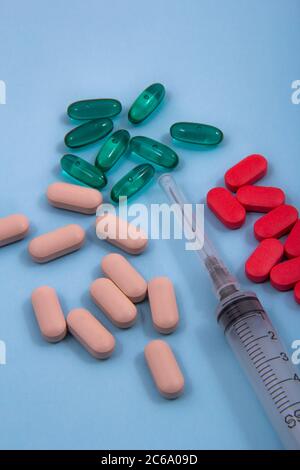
(217, 290, 300, 450)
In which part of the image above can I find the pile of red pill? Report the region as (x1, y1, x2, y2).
(207, 154, 300, 305)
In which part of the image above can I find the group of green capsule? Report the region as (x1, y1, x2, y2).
(60, 83, 223, 202)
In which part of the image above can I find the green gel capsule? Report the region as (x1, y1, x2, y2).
(61, 154, 107, 189)
(170, 122, 223, 146)
(67, 99, 122, 120)
(95, 129, 130, 172)
(111, 164, 155, 202)
(130, 136, 179, 169)
(64, 118, 113, 148)
(128, 83, 165, 124)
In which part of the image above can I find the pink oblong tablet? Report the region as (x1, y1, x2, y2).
(90, 278, 137, 328)
(245, 239, 284, 283)
(148, 277, 179, 334)
(284, 220, 300, 259)
(270, 256, 300, 291)
(207, 187, 246, 229)
(144, 340, 184, 399)
(31, 286, 67, 342)
(236, 185, 285, 212)
(0, 214, 29, 247)
(28, 224, 85, 263)
(47, 182, 102, 214)
(294, 282, 300, 304)
(67, 308, 115, 359)
(101, 253, 147, 303)
(96, 213, 147, 255)
(254, 205, 298, 241)
(225, 154, 268, 192)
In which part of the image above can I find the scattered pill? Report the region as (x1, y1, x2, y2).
(61, 154, 107, 189)
(270, 256, 300, 291)
(254, 204, 298, 241)
(245, 239, 284, 283)
(128, 83, 165, 124)
(110, 164, 155, 203)
(95, 129, 130, 172)
(148, 277, 179, 334)
(67, 99, 122, 120)
(47, 182, 102, 214)
(101, 253, 147, 303)
(130, 136, 179, 169)
(144, 340, 184, 399)
(236, 185, 285, 213)
(96, 213, 148, 254)
(225, 154, 268, 192)
(170, 122, 223, 146)
(31, 286, 67, 342)
(28, 224, 85, 263)
(284, 220, 300, 259)
(0, 214, 29, 247)
(64, 118, 113, 148)
(294, 282, 300, 304)
(67, 308, 115, 359)
(207, 187, 246, 229)
(90, 278, 137, 328)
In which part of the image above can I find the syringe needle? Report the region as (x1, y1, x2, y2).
(159, 173, 239, 299)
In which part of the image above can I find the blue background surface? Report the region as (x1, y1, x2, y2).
(0, 0, 299, 450)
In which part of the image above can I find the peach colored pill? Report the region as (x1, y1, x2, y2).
(47, 181, 102, 214)
(144, 340, 184, 399)
(148, 277, 179, 334)
(31, 286, 67, 342)
(90, 278, 137, 328)
(96, 213, 147, 255)
(28, 224, 85, 263)
(101, 253, 147, 303)
(0, 214, 29, 247)
(67, 308, 115, 359)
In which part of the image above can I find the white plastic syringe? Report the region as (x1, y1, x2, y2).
(159, 173, 300, 450)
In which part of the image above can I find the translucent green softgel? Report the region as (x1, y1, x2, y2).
(128, 83, 165, 124)
(61, 154, 107, 189)
(111, 164, 155, 202)
(67, 99, 122, 120)
(170, 122, 223, 145)
(64, 118, 113, 148)
(95, 129, 130, 172)
(130, 136, 179, 169)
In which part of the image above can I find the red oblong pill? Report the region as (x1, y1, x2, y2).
(254, 204, 298, 241)
(236, 185, 285, 212)
(207, 187, 246, 229)
(225, 154, 268, 192)
(245, 238, 284, 283)
(270, 256, 300, 291)
(284, 220, 300, 259)
(294, 281, 300, 304)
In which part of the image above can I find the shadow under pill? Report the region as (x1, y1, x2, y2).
(138, 302, 159, 340)
(19, 246, 35, 268)
(66, 333, 108, 364)
(59, 113, 70, 126)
